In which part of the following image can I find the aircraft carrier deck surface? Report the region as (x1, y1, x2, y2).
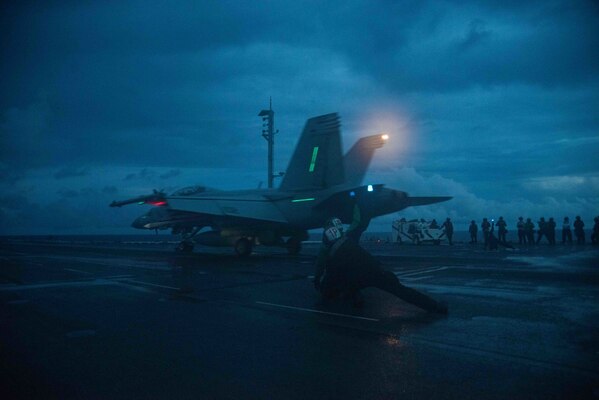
(1, 236, 598, 399)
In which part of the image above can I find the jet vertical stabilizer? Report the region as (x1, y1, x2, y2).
(279, 113, 345, 191)
(344, 134, 388, 185)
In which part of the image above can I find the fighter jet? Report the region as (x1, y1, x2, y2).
(110, 113, 450, 255)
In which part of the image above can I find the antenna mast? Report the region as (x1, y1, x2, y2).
(258, 97, 279, 188)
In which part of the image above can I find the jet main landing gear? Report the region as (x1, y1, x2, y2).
(286, 237, 302, 255)
(176, 240, 194, 253)
(175, 227, 201, 253)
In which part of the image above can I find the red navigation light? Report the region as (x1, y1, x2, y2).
(148, 200, 167, 207)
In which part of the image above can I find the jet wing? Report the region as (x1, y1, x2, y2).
(167, 194, 289, 224)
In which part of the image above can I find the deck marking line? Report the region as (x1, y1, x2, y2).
(402, 275, 433, 282)
(118, 279, 179, 291)
(0, 280, 114, 291)
(396, 266, 449, 278)
(64, 268, 93, 275)
(256, 301, 379, 322)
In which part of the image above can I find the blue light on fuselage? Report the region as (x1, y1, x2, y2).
(349, 191, 356, 197)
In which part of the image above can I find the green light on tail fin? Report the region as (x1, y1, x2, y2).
(308, 146, 319, 172)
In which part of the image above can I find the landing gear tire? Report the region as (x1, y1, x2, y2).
(286, 237, 302, 255)
(176, 241, 194, 253)
(234, 238, 252, 257)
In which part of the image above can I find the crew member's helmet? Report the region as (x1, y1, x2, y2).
(323, 217, 343, 244)
(324, 226, 343, 244)
(324, 217, 344, 232)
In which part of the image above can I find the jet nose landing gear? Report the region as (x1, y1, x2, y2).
(234, 238, 253, 257)
(176, 241, 194, 253)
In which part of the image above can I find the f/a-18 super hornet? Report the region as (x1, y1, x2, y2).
(110, 113, 451, 256)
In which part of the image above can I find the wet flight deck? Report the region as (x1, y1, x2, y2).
(1, 237, 598, 399)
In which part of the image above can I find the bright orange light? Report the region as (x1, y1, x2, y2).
(381, 134, 389, 140)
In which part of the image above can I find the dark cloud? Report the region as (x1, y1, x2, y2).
(54, 166, 90, 180)
(0, 194, 30, 211)
(160, 169, 181, 179)
(124, 168, 156, 181)
(456, 19, 491, 51)
(102, 186, 118, 195)
(57, 188, 79, 198)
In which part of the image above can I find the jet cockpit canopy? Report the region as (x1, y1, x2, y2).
(171, 185, 215, 196)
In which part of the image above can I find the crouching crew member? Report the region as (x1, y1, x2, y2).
(313, 205, 447, 314)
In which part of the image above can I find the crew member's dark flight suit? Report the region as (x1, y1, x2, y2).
(536, 218, 547, 244)
(592, 217, 599, 245)
(524, 219, 535, 245)
(517, 218, 526, 245)
(482, 219, 491, 248)
(314, 205, 447, 313)
(547, 218, 556, 245)
(574, 217, 585, 244)
(496, 218, 507, 243)
(562, 218, 572, 244)
(469, 222, 478, 243)
(441, 219, 454, 245)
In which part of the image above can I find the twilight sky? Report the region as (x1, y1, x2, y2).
(1, 0, 598, 234)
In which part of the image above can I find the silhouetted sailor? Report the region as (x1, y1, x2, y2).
(441, 217, 454, 245)
(314, 205, 447, 313)
(536, 217, 547, 244)
(562, 217, 572, 244)
(574, 216, 585, 244)
(525, 218, 535, 245)
(481, 218, 491, 248)
(469, 220, 478, 243)
(547, 217, 556, 245)
(496, 216, 507, 243)
(517, 217, 526, 245)
(592, 217, 599, 245)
